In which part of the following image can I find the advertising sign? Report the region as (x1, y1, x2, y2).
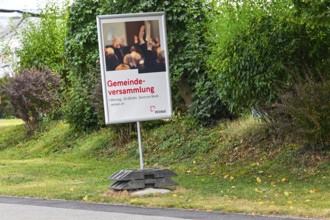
(97, 12, 172, 124)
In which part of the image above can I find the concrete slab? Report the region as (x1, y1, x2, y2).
(131, 188, 171, 196)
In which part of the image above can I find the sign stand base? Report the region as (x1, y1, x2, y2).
(108, 168, 177, 190)
(108, 121, 177, 191)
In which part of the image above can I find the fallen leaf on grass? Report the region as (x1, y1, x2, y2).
(256, 177, 262, 183)
(309, 189, 318, 193)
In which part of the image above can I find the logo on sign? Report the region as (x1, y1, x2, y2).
(150, 106, 166, 114)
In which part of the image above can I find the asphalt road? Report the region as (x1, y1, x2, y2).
(0, 196, 317, 220)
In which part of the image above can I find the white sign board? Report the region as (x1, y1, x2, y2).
(97, 12, 172, 124)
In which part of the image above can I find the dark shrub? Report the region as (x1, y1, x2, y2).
(267, 79, 330, 150)
(0, 69, 61, 131)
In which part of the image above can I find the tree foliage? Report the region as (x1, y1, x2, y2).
(207, 0, 330, 113)
(16, 1, 68, 75)
(293, 0, 330, 26)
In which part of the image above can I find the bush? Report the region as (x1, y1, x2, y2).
(207, 0, 330, 113)
(64, 76, 102, 132)
(267, 79, 330, 150)
(190, 75, 234, 126)
(0, 69, 61, 131)
(0, 77, 13, 118)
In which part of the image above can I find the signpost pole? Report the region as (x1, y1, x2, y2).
(137, 121, 144, 170)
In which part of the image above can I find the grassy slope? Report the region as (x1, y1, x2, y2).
(0, 118, 329, 219)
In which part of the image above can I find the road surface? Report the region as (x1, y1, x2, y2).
(0, 196, 317, 220)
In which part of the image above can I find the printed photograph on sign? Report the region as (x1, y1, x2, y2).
(103, 20, 166, 73)
(97, 12, 172, 124)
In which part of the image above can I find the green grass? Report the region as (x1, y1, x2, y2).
(0, 119, 24, 127)
(0, 118, 329, 219)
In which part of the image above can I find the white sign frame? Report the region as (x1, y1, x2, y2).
(97, 12, 172, 124)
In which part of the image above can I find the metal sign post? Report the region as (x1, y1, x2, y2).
(137, 121, 144, 170)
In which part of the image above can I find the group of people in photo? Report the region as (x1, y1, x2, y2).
(104, 24, 166, 73)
